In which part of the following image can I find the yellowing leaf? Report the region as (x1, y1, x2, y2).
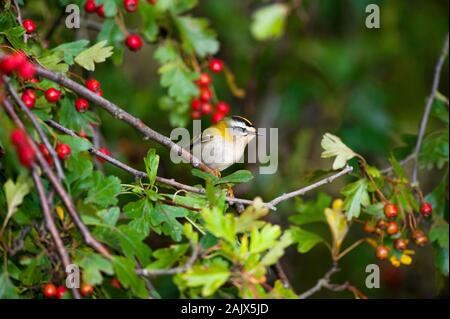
(75, 40, 114, 71)
(251, 4, 289, 41)
(321, 133, 357, 170)
(324, 199, 349, 252)
(56, 206, 65, 222)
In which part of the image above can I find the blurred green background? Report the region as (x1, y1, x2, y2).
(45, 0, 448, 298)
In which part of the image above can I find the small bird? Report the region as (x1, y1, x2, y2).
(190, 116, 258, 174)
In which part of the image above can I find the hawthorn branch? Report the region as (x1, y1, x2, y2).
(3, 77, 65, 181)
(1, 97, 111, 259)
(411, 34, 449, 184)
(136, 242, 200, 276)
(268, 165, 354, 207)
(33, 66, 215, 175)
(298, 262, 367, 299)
(31, 167, 81, 299)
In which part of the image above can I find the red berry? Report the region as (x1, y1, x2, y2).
(364, 221, 376, 233)
(384, 203, 398, 219)
(23, 19, 36, 34)
(39, 143, 50, 157)
(21, 93, 35, 109)
(191, 110, 201, 119)
(199, 87, 212, 101)
(412, 230, 428, 246)
(23, 88, 36, 100)
(191, 99, 202, 111)
(125, 34, 143, 52)
(56, 143, 71, 160)
(17, 61, 36, 79)
(43, 283, 57, 298)
(216, 101, 230, 114)
(10, 129, 27, 147)
(196, 73, 212, 87)
(211, 111, 225, 124)
(375, 246, 389, 260)
(55, 286, 68, 299)
(201, 102, 212, 115)
(111, 278, 121, 289)
(45, 88, 61, 103)
(96, 148, 111, 164)
(209, 58, 224, 73)
(29, 77, 40, 84)
(376, 219, 388, 229)
(420, 202, 432, 217)
(75, 98, 89, 113)
(80, 283, 94, 297)
(0, 52, 26, 74)
(18, 147, 36, 168)
(386, 221, 399, 235)
(124, 0, 139, 12)
(96, 89, 104, 97)
(96, 4, 105, 17)
(394, 238, 407, 251)
(86, 78, 101, 92)
(84, 0, 97, 13)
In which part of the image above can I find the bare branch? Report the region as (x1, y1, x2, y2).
(3, 77, 65, 180)
(269, 165, 354, 207)
(298, 262, 340, 299)
(31, 167, 81, 299)
(412, 34, 449, 184)
(137, 242, 200, 276)
(1, 97, 111, 259)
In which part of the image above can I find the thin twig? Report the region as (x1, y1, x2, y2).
(31, 167, 81, 299)
(1, 97, 111, 259)
(274, 261, 293, 289)
(32, 65, 215, 175)
(137, 242, 199, 276)
(269, 165, 354, 207)
(412, 34, 449, 184)
(3, 77, 65, 180)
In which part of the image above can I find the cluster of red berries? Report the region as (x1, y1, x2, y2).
(23, 19, 36, 34)
(10, 129, 36, 168)
(366, 202, 433, 261)
(190, 58, 229, 123)
(0, 52, 36, 80)
(42, 283, 94, 298)
(84, 0, 105, 18)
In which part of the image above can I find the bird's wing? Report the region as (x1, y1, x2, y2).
(189, 133, 215, 151)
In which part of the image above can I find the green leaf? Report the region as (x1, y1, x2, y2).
(215, 170, 254, 185)
(249, 224, 281, 254)
(419, 129, 449, 171)
(321, 133, 357, 170)
(389, 154, 406, 179)
(191, 168, 219, 183)
(52, 40, 90, 64)
(38, 51, 69, 72)
(116, 225, 152, 265)
(2, 174, 32, 232)
(289, 192, 330, 226)
(202, 206, 236, 244)
(82, 172, 121, 208)
(138, 3, 159, 42)
(154, 41, 179, 64)
(66, 153, 93, 184)
(261, 231, 293, 266)
(155, 0, 198, 14)
(145, 244, 189, 270)
(144, 149, 159, 186)
(58, 97, 99, 134)
(57, 134, 92, 154)
(341, 179, 370, 220)
(97, 0, 118, 17)
(123, 199, 154, 238)
(97, 207, 120, 227)
(158, 60, 199, 103)
(0, 272, 18, 299)
(97, 19, 125, 44)
(434, 245, 449, 277)
(182, 261, 230, 297)
(430, 222, 449, 249)
(174, 16, 219, 57)
(153, 204, 189, 242)
(290, 226, 324, 253)
(77, 252, 113, 285)
(250, 4, 289, 41)
(75, 40, 114, 71)
(1, 26, 26, 49)
(112, 256, 148, 298)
